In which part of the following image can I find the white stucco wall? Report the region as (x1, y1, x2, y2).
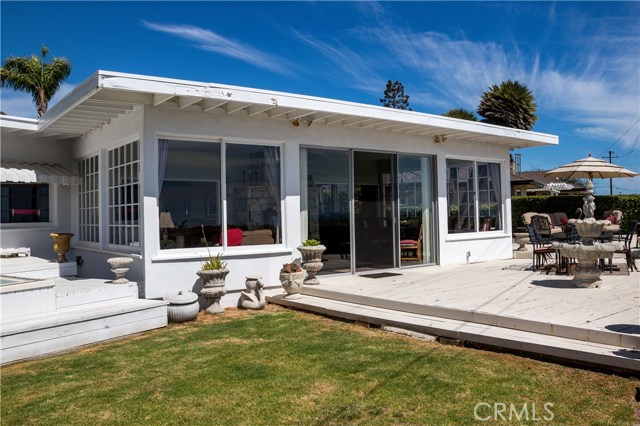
(0, 132, 75, 258)
(137, 106, 512, 303)
(3, 102, 514, 307)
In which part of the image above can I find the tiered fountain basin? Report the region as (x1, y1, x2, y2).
(554, 218, 622, 288)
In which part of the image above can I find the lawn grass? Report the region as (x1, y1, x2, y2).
(1, 305, 637, 425)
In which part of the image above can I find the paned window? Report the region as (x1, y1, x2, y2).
(78, 155, 100, 242)
(108, 141, 140, 246)
(447, 159, 502, 233)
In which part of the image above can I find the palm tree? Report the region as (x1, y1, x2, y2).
(476, 80, 538, 130)
(1, 45, 71, 117)
(442, 108, 477, 121)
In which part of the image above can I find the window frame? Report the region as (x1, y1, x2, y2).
(446, 157, 504, 236)
(155, 135, 285, 254)
(107, 140, 141, 249)
(78, 154, 100, 245)
(0, 183, 52, 225)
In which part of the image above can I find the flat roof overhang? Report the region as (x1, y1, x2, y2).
(18, 71, 559, 148)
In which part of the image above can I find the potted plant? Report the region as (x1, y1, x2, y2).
(279, 262, 306, 299)
(197, 225, 229, 314)
(297, 239, 326, 285)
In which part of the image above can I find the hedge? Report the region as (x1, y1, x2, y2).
(511, 194, 640, 231)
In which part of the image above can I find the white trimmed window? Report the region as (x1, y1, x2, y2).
(78, 155, 100, 242)
(108, 141, 140, 246)
(447, 159, 502, 233)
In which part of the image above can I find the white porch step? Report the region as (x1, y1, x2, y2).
(300, 286, 640, 350)
(1, 257, 77, 278)
(55, 278, 139, 310)
(267, 294, 640, 373)
(0, 298, 168, 364)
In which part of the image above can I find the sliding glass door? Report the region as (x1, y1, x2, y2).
(301, 148, 437, 274)
(300, 148, 351, 274)
(353, 151, 396, 271)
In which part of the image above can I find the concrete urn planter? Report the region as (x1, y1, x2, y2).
(279, 271, 306, 300)
(197, 269, 229, 314)
(298, 245, 326, 285)
(163, 290, 199, 322)
(107, 257, 134, 284)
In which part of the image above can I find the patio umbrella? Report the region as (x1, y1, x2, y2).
(545, 154, 638, 180)
(545, 154, 638, 218)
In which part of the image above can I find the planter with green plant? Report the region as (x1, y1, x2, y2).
(279, 262, 305, 299)
(197, 225, 229, 314)
(297, 239, 326, 285)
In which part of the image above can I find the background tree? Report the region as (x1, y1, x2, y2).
(1, 45, 71, 117)
(476, 80, 538, 130)
(442, 108, 477, 121)
(380, 80, 412, 110)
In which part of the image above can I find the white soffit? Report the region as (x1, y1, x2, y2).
(0, 161, 81, 185)
(35, 71, 559, 148)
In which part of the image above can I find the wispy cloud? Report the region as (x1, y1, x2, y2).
(142, 21, 294, 76)
(293, 4, 639, 148)
(291, 30, 383, 95)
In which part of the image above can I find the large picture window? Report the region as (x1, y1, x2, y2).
(108, 141, 140, 246)
(1, 183, 50, 223)
(78, 155, 99, 242)
(447, 159, 502, 233)
(158, 139, 221, 249)
(226, 144, 281, 246)
(158, 140, 281, 250)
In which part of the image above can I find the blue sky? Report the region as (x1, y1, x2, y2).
(1, 1, 639, 194)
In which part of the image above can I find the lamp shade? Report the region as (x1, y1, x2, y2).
(159, 211, 175, 229)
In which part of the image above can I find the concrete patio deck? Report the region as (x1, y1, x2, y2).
(267, 258, 640, 373)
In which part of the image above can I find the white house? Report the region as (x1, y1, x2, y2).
(0, 70, 558, 306)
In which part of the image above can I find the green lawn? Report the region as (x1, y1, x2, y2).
(1, 306, 636, 425)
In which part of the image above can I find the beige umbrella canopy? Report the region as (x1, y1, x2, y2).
(545, 154, 638, 219)
(545, 154, 638, 180)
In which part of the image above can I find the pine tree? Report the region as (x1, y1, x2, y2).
(380, 80, 412, 111)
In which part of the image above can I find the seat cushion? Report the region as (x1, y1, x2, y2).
(400, 239, 418, 246)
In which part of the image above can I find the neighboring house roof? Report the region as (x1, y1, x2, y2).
(0, 70, 559, 148)
(511, 170, 586, 194)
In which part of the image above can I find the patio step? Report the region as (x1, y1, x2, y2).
(1, 256, 77, 279)
(55, 278, 139, 310)
(267, 294, 640, 373)
(0, 298, 168, 364)
(299, 285, 640, 350)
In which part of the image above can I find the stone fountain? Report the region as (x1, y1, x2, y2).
(553, 181, 622, 288)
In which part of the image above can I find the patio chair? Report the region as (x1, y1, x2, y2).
(527, 224, 556, 270)
(400, 225, 422, 263)
(612, 220, 638, 272)
(530, 214, 565, 241)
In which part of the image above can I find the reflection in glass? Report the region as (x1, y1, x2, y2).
(301, 148, 351, 274)
(398, 155, 436, 265)
(158, 140, 221, 249)
(226, 144, 281, 245)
